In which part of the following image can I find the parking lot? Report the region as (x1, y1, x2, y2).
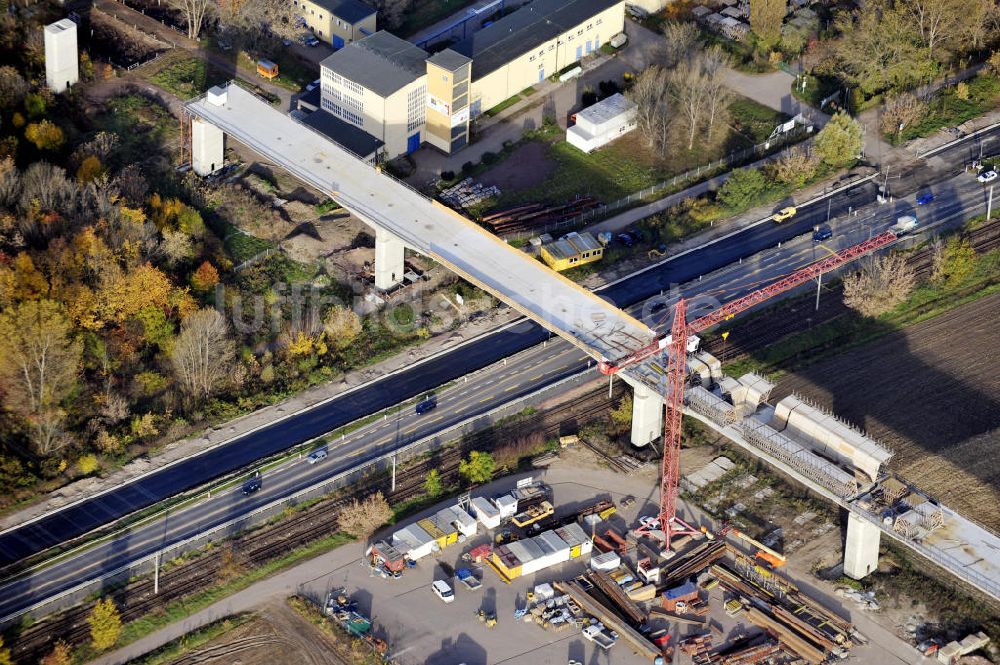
(296, 448, 924, 665)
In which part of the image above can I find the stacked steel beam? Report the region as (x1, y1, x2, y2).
(480, 197, 601, 236)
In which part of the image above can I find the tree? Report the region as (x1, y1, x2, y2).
(668, 49, 730, 151)
(41, 642, 72, 665)
(24, 120, 65, 151)
(0, 635, 10, 665)
(610, 392, 632, 434)
(717, 167, 768, 210)
(323, 304, 363, 351)
(749, 0, 786, 48)
(814, 112, 864, 167)
(217, 0, 297, 50)
(0, 66, 28, 110)
(169, 0, 213, 38)
(935, 237, 976, 286)
(338, 491, 392, 540)
(424, 468, 443, 497)
(190, 260, 219, 292)
(76, 155, 105, 184)
(626, 66, 671, 153)
(88, 597, 122, 651)
(170, 308, 236, 401)
(834, 4, 933, 95)
(458, 450, 496, 485)
(902, 0, 979, 60)
(880, 93, 928, 136)
(770, 146, 819, 188)
(843, 253, 916, 317)
(661, 21, 699, 68)
(0, 300, 82, 455)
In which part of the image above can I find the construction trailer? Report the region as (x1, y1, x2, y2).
(490, 527, 577, 580)
(391, 523, 439, 560)
(367, 540, 407, 572)
(662, 581, 699, 612)
(470, 496, 502, 528)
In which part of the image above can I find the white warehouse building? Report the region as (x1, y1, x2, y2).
(566, 93, 636, 153)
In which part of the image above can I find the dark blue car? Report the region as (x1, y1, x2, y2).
(812, 225, 833, 242)
(415, 396, 437, 414)
(916, 192, 935, 205)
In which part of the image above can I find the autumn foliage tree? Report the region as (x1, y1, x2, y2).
(24, 120, 64, 151)
(814, 112, 864, 167)
(458, 450, 496, 485)
(88, 597, 122, 651)
(843, 253, 916, 317)
(749, 0, 787, 48)
(323, 304, 362, 350)
(40, 641, 71, 665)
(0, 300, 82, 455)
(190, 260, 219, 292)
(338, 491, 392, 540)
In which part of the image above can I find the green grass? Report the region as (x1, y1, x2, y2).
(487, 97, 788, 209)
(892, 73, 1000, 144)
(125, 613, 254, 665)
(790, 73, 841, 109)
(94, 94, 177, 165)
(722, 222, 1000, 377)
(223, 224, 275, 265)
(315, 199, 343, 215)
(485, 93, 524, 117)
(149, 57, 227, 99)
(73, 532, 356, 662)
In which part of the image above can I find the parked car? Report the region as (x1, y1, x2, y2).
(638, 515, 660, 530)
(242, 471, 262, 495)
(431, 580, 455, 603)
(916, 191, 935, 205)
(217, 38, 232, 51)
(305, 78, 321, 92)
(307, 448, 328, 464)
(617, 232, 637, 247)
(771, 206, 797, 222)
(978, 170, 998, 183)
(812, 225, 833, 242)
(302, 34, 320, 47)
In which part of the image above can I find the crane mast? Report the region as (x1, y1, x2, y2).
(625, 230, 899, 553)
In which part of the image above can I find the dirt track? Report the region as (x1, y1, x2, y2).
(773, 292, 1000, 529)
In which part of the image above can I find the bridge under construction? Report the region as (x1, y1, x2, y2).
(186, 81, 1000, 604)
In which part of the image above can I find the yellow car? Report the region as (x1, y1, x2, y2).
(772, 206, 797, 222)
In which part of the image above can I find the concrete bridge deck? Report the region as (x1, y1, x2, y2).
(186, 83, 655, 364)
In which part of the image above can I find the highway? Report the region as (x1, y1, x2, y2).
(0, 126, 996, 621)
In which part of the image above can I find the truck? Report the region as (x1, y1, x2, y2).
(891, 214, 918, 235)
(582, 623, 618, 650)
(456, 567, 482, 590)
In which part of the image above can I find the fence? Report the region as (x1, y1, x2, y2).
(501, 124, 813, 240)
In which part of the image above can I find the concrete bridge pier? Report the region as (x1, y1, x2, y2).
(626, 380, 664, 447)
(373, 226, 405, 290)
(191, 117, 224, 177)
(843, 512, 881, 579)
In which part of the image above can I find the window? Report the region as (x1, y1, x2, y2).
(530, 55, 535, 61)
(582, 252, 590, 258)
(568, 34, 573, 41)
(597, 17, 602, 24)
(318, 13, 323, 19)
(587, 23, 592, 29)
(341, 77, 363, 95)
(407, 84, 426, 132)
(442, 74, 449, 82)
(318, 29, 323, 35)
(548, 44, 554, 51)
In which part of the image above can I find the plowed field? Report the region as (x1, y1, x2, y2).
(773, 292, 1000, 529)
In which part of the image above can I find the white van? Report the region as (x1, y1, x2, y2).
(432, 580, 455, 603)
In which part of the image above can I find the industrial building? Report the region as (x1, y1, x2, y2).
(297, 0, 376, 48)
(540, 231, 604, 271)
(315, 0, 626, 158)
(44, 18, 78, 94)
(566, 93, 637, 152)
(319, 31, 429, 158)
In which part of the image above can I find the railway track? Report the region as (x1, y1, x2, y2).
(9, 385, 618, 663)
(701, 220, 1000, 363)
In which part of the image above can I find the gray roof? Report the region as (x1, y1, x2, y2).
(427, 48, 472, 72)
(320, 31, 428, 97)
(300, 109, 383, 159)
(452, 0, 621, 80)
(307, 0, 375, 24)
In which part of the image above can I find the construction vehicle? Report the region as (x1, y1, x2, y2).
(599, 231, 897, 553)
(891, 214, 919, 234)
(720, 525, 786, 568)
(476, 608, 498, 627)
(648, 243, 667, 260)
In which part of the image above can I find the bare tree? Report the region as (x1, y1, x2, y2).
(769, 145, 819, 188)
(843, 253, 916, 317)
(627, 66, 671, 153)
(338, 491, 392, 540)
(661, 21, 699, 68)
(170, 308, 236, 402)
(749, 0, 787, 48)
(700, 46, 732, 143)
(169, 0, 213, 39)
(0, 300, 82, 455)
(217, 0, 297, 51)
(902, 0, 980, 60)
(880, 92, 928, 136)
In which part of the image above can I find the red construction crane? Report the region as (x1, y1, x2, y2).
(601, 230, 898, 550)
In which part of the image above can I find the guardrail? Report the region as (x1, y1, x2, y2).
(0, 367, 595, 626)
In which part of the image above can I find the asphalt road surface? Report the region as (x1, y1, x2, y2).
(0, 127, 996, 620)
